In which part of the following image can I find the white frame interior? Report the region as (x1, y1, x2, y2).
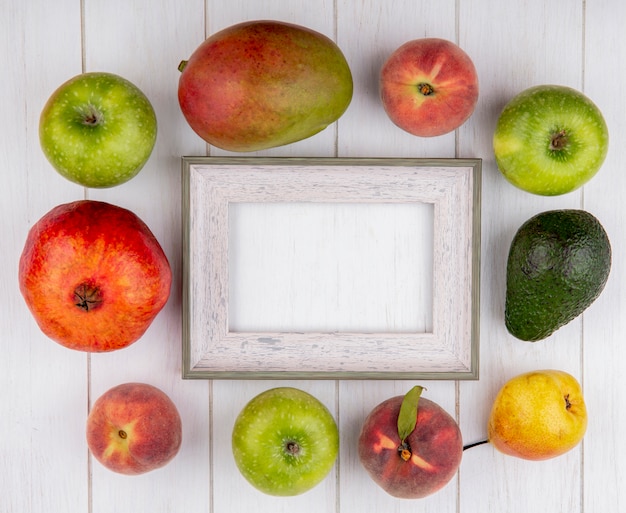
(227, 201, 435, 333)
(182, 157, 481, 379)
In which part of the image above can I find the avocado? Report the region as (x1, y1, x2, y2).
(505, 209, 611, 341)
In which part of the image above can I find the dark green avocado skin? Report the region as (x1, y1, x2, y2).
(505, 209, 611, 341)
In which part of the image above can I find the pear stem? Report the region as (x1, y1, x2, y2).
(463, 439, 489, 451)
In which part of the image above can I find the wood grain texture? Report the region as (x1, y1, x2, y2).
(82, 1, 211, 512)
(183, 159, 479, 378)
(2, 0, 624, 512)
(583, 1, 626, 511)
(1, 1, 87, 512)
(335, 1, 460, 512)
(457, 1, 586, 512)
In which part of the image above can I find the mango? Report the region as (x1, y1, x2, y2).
(178, 20, 353, 152)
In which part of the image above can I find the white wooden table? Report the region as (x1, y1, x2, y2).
(2, 1, 624, 511)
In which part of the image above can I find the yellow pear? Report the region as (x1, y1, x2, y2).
(487, 369, 587, 460)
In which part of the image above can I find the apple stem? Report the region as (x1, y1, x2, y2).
(118, 430, 127, 439)
(549, 130, 568, 151)
(463, 439, 489, 451)
(286, 441, 300, 455)
(178, 60, 188, 72)
(76, 104, 103, 127)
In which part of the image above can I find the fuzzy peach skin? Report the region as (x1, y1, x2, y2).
(86, 383, 182, 475)
(18, 200, 171, 352)
(358, 396, 463, 499)
(380, 37, 478, 137)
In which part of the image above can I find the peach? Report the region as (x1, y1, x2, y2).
(380, 37, 479, 137)
(86, 383, 182, 475)
(358, 390, 463, 499)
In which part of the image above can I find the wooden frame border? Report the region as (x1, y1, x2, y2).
(182, 157, 481, 379)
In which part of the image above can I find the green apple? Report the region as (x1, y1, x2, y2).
(231, 387, 339, 496)
(39, 72, 157, 188)
(493, 84, 608, 196)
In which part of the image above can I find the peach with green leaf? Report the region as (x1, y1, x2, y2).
(357, 386, 463, 499)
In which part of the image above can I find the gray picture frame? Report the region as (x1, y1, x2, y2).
(182, 157, 481, 380)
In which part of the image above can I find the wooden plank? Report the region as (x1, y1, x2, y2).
(202, 2, 340, 513)
(582, 1, 626, 512)
(82, 1, 210, 512)
(4, 1, 626, 512)
(335, 0, 459, 511)
(0, 1, 87, 512)
(458, 1, 586, 511)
